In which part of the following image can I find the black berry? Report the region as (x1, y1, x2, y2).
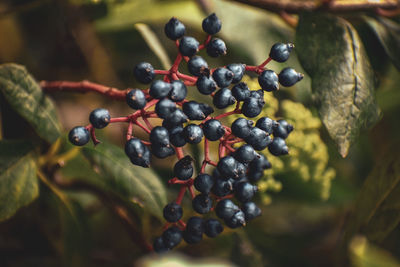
(232, 82, 250, 101)
(203, 119, 225, 141)
(213, 88, 236, 109)
(126, 89, 146, 110)
(258, 70, 279, 92)
(179, 36, 199, 57)
(188, 56, 209, 76)
(164, 17, 185, 40)
(227, 63, 245, 83)
(256, 117, 278, 134)
(134, 62, 155, 84)
(231, 118, 253, 139)
(174, 155, 194, 180)
(268, 137, 289, 156)
(242, 202, 261, 221)
(150, 80, 172, 99)
(278, 67, 304, 87)
(68, 126, 90, 146)
(235, 182, 258, 202)
(196, 75, 217, 95)
(163, 202, 183, 222)
(194, 173, 215, 194)
(169, 80, 187, 102)
(183, 124, 204, 144)
(206, 38, 227, 57)
(155, 98, 176, 119)
(162, 226, 182, 249)
(204, 219, 224, 237)
(89, 108, 110, 129)
(192, 194, 213, 214)
(212, 68, 234, 88)
(269, 42, 294, 63)
(169, 126, 186, 147)
(202, 13, 222, 34)
(125, 138, 151, 167)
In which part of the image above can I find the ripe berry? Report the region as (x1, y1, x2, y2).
(212, 68, 234, 87)
(202, 13, 222, 34)
(249, 154, 271, 171)
(125, 138, 151, 167)
(169, 80, 187, 102)
(215, 199, 240, 220)
(186, 216, 205, 236)
(245, 127, 272, 151)
(234, 144, 258, 163)
(277, 119, 294, 134)
(68, 126, 90, 146)
(250, 89, 264, 99)
(192, 194, 212, 214)
(235, 182, 258, 203)
(269, 42, 294, 63)
(268, 137, 289, 156)
(183, 231, 202, 244)
(225, 210, 246, 228)
(179, 36, 199, 57)
(183, 101, 213, 120)
(150, 126, 170, 147)
(258, 69, 279, 92)
(231, 118, 253, 139)
(231, 82, 250, 101)
(194, 173, 215, 194)
(212, 179, 233, 197)
(196, 75, 217, 95)
(206, 38, 227, 57)
(227, 63, 245, 83)
(164, 17, 185, 40)
(162, 226, 182, 249)
(155, 98, 176, 119)
(278, 67, 304, 87)
(273, 123, 289, 139)
(164, 108, 188, 126)
(89, 108, 110, 129)
(217, 156, 239, 179)
(169, 126, 186, 147)
(183, 124, 204, 144)
(213, 88, 236, 109)
(242, 202, 261, 221)
(163, 202, 183, 222)
(153, 237, 168, 253)
(256, 117, 278, 134)
(174, 155, 194, 180)
(151, 145, 175, 158)
(134, 62, 155, 84)
(150, 80, 172, 99)
(126, 89, 146, 110)
(204, 219, 223, 237)
(188, 56, 209, 76)
(203, 119, 225, 141)
(242, 96, 265, 118)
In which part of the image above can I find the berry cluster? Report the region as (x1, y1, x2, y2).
(68, 13, 302, 253)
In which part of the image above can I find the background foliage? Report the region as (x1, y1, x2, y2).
(0, 0, 400, 266)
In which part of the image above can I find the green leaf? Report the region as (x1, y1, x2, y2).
(0, 140, 39, 221)
(296, 13, 381, 157)
(364, 16, 400, 71)
(82, 142, 167, 220)
(345, 149, 400, 243)
(0, 63, 61, 144)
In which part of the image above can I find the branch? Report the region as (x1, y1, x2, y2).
(232, 0, 399, 14)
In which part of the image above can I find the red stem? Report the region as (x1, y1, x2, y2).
(188, 186, 196, 199)
(175, 147, 184, 159)
(258, 57, 272, 68)
(176, 71, 197, 83)
(126, 120, 134, 141)
(175, 186, 186, 204)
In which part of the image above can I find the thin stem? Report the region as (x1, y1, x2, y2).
(126, 120, 134, 141)
(188, 186, 196, 199)
(154, 70, 170, 75)
(258, 57, 272, 68)
(175, 186, 186, 204)
(175, 147, 184, 159)
(176, 71, 197, 83)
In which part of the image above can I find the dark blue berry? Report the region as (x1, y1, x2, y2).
(183, 231, 202, 244)
(89, 108, 110, 129)
(273, 123, 288, 139)
(179, 36, 199, 57)
(217, 156, 240, 179)
(212, 179, 233, 197)
(169, 126, 186, 147)
(163, 202, 183, 222)
(225, 210, 246, 228)
(268, 137, 289, 156)
(204, 219, 223, 237)
(227, 63, 245, 83)
(234, 144, 258, 163)
(155, 98, 176, 119)
(250, 89, 264, 99)
(134, 62, 155, 84)
(248, 171, 263, 183)
(206, 38, 227, 57)
(150, 80, 172, 99)
(258, 70, 279, 92)
(188, 56, 209, 76)
(203, 119, 225, 141)
(212, 68, 234, 87)
(231, 82, 250, 101)
(231, 118, 253, 139)
(68, 126, 90, 146)
(202, 13, 222, 34)
(162, 226, 182, 249)
(183, 124, 204, 144)
(169, 80, 187, 102)
(213, 88, 236, 109)
(150, 126, 170, 147)
(196, 75, 217, 95)
(174, 155, 194, 180)
(242, 202, 261, 221)
(256, 117, 278, 134)
(194, 173, 215, 194)
(192, 194, 212, 214)
(249, 154, 271, 171)
(269, 42, 294, 63)
(242, 97, 264, 118)
(245, 127, 272, 151)
(151, 145, 175, 158)
(215, 199, 240, 220)
(183, 101, 213, 120)
(153, 236, 169, 253)
(186, 216, 205, 236)
(277, 119, 294, 134)
(126, 89, 146, 110)
(278, 67, 304, 87)
(125, 138, 151, 167)
(164, 17, 185, 40)
(164, 108, 188, 126)
(235, 182, 258, 203)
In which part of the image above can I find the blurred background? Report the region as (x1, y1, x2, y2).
(0, 0, 400, 266)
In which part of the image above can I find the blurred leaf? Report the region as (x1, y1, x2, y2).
(136, 253, 234, 267)
(0, 63, 61, 144)
(135, 23, 171, 70)
(231, 231, 263, 267)
(364, 16, 400, 70)
(345, 149, 400, 243)
(0, 140, 38, 221)
(82, 142, 167, 220)
(349, 236, 400, 267)
(296, 13, 381, 157)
